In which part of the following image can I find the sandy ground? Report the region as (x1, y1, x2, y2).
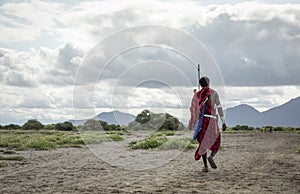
(0, 132, 299, 194)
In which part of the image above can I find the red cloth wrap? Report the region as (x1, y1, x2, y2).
(194, 87, 221, 161)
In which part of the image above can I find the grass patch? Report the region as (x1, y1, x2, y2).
(160, 131, 176, 136)
(3, 150, 17, 154)
(129, 133, 196, 150)
(0, 130, 124, 150)
(0, 155, 25, 161)
(160, 137, 196, 150)
(105, 130, 127, 135)
(58, 144, 82, 148)
(295, 148, 300, 154)
(27, 139, 58, 150)
(130, 133, 168, 150)
(223, 129, 249, 134)
(80, 133, 124, 144)
(109, 134, 124, 141)
(0, 161, 8, 167)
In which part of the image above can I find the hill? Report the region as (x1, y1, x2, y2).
(93, 110, 135, 126)
(70, 110, 135, 126)
(226, 97, 300, 127)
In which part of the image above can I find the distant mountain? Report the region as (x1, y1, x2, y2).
(261, 97, 300, 127)
(93, 110, 135, 125)
(226, 97, 300, 127)
(69, 110, 136, 126)
(226, 104, 261, 126)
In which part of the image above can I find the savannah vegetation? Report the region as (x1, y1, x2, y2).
(129, 132, 196, 150)
(0, 110, 299, 153)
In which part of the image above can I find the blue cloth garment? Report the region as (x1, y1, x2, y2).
(193, 100, 207, 140)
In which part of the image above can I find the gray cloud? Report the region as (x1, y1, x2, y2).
(189, 14, 300, 86)
(40, 43, 84, 85)
(0, 48, 37, 87)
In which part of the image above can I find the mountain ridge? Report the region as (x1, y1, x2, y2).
(70, 110, 135, 126)
(225, 96, 300, 127)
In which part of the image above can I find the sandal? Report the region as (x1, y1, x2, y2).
(202, 167, 209, 172)
(208, 156, 217, 169)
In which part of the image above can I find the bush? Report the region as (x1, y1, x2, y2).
(22, 119, 44, 130)
(44, 124, 56, 130)
(108, 134, 124, 141)
(232, 125, 254, 131)
(27, 139, 58, 150)
(130, 133, 167, 150)
(0, 161, 8, 167)
(100, 120, 110, 130)
(0, 155, 25, 161)
(135, 109, 151, 123)
(80, 119, 101, 130)
(273, 126, 284, 131)
(130, 110, 184, 131)
(55, 121, 75, 131)
(80, 119, 114, 131)
(160, 137, 196, 150)
(1, 124, 21, 130)
(3, 150, 16, 154)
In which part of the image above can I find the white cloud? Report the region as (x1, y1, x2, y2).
(0, 0, 64, 43)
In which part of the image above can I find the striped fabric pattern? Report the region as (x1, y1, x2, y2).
(193, 99, 207, 140)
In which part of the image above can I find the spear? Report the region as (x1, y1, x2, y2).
(198, 64, 201, 90)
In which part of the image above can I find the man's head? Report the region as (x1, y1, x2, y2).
(199, 77, 210, 87)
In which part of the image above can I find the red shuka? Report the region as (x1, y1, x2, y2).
(190, 87, 221, 160)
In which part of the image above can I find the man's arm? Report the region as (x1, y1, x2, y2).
(214, 92, 227, 131)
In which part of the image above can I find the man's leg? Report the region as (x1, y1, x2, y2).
(202, 152, 208, 172)
(208, 152, 217, 169)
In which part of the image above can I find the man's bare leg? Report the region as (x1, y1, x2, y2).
(208, 152, 217, 169)
(202, 152, 209, 172)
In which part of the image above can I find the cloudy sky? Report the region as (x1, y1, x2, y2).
(1, 0, 300, 125)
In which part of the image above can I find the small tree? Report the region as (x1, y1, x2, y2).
(22, 119, 44, 130)
(135, 109, 151, 124)
(2, 124, 21, 130)
(44, 124, 56, 130)
(82, 119, 102, 130)
(160, 113, 180, 130)
(55, 121, 75, 131)
(99, 120, 110, 130)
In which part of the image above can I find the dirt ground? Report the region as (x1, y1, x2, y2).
(1, 132, 299, 194)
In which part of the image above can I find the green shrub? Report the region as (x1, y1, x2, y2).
(55, 121, 75, 131)
(22, 119, 44, 130)
(44, 124, 56, 130)
(295, 148, 300, 154)
(0, 130, 124, 150)
(161, 130, 176, 136)
(130, 134, 167, 150)
(0, 155, 25, 161)
(1, 124, 21, 130)
(232, 125, 254, 131)
(3, 150, 16, 154)
(108, 134, 123, 141)
(160, 137, 196, 150)
(27, 139, 58, 150)
(0, 161, 8, 167)
(105, 130, 126, 135)
(80, 133, 123, 144)
(131, 110, 183, 131)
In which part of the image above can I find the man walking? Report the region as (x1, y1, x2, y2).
(189, 77, 227, 172)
